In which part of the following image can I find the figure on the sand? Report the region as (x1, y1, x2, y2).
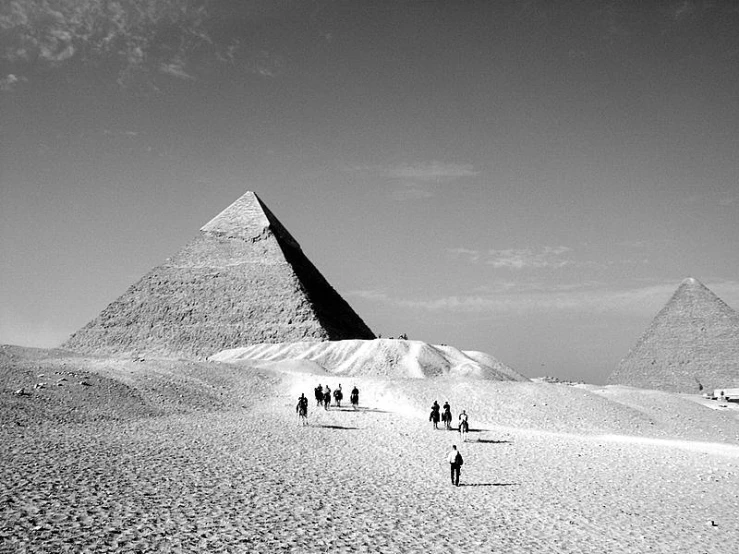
(333, 384, 343, 407)
(350, 385, 359, 409)
(458, 410, 469, 441)
(446, 444, 463, 486)
(441, 401, 452, 430)
(314, 384, 323, 407)
(296, 393, 309, 426)
(323, 385, 332, 410)
(430, 400, 441, 429)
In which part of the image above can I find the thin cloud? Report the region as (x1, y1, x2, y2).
(391, 184, 436, 201)
(0, 0, 286, 92)
(351, 161, 479, 201)
(385, 161, 479, 182)
(159, 62, 195, 80)
(449, 246, 574, 269)
(349, 280, 739, 318)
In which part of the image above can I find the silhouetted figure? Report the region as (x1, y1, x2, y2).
(442, 401, 452, 430)
(323, 385, 331, 410)
(446, 444, 463, 486)
(296, 393, 308, 425)
(430, 400, 441, 429)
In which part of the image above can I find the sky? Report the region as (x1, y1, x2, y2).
(2, 0, 739, 384)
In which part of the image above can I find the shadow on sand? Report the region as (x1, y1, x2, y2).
(458, 483, 518, 488)
(311, 424, 359, 430)
(475, 439, 513, 444)
(332, 407, 391, 414)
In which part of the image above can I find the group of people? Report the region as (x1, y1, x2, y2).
(429, 401, 468, 432)
(296, 384, 360, 422)
(429, 400, 468, 486)
(295, 389, 467, 486)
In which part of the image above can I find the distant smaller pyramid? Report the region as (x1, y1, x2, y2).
(608, 278, 739, 393)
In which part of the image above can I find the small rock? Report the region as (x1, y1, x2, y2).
(13, 388, 26, 396)
(79, 381, 92, 386)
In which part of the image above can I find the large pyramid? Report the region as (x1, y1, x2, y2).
(62, 191, 375, 359)
(608, 277, 739, 393)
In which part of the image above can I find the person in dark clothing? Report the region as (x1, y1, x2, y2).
(430, 400, 441, 429)
(446, 444, 463, 486)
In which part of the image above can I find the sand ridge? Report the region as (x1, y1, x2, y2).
(2, 346, 739, 553)
(211, 339, 527, 381)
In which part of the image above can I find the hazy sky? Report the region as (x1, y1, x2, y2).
(2, 0, 739, 383)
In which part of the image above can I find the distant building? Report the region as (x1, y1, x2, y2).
(608, 277, 739, 393)
(62, 191, 375, 358)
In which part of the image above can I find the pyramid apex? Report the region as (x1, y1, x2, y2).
(200, 191, 299, 248)
(680, 276, 702, 286)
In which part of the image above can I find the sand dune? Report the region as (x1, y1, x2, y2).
(210, 339, 528, 381)
(2, 345, 739, 553)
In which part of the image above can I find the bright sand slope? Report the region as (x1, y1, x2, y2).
(1, 344, 739, 553)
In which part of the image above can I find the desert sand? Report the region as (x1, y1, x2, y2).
(2, 344, 738, 553)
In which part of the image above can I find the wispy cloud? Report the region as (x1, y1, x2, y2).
(0, 73, 24, 92)
(159, 61, 195, 80)
(351, 161, 479, 201)
(391, 184, 436, 201)
(0, 1, 285, 91)
(385, 161, 479, 182)
(449, 246, 574, 269)
(349, 280, 739, 318)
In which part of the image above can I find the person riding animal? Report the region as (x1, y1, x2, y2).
(458, 410, 469, 440)
(442, 401, 452, 430)
(296, 393, 309, 425)
(350, 386, 359, 409)
(430, 400, 441, 429)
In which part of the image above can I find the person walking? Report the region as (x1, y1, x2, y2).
(446, 444, 463, 486)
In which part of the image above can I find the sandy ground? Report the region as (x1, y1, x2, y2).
(2, 346, 739, 553)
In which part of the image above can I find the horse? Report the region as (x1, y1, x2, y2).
(323, 390, 332, 410)
(350, 390, 359, 409)
(296, 397, 308, 426)
(458, 419, 469, 442)
(314, 386, 323, 407)
(297, 403, 308, 426)
(430, 407, 440, 429)
(441, 409, 452, 430)
(333, 388, 343, 407)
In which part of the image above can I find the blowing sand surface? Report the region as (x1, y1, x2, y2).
(2, 346, 738, 553)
